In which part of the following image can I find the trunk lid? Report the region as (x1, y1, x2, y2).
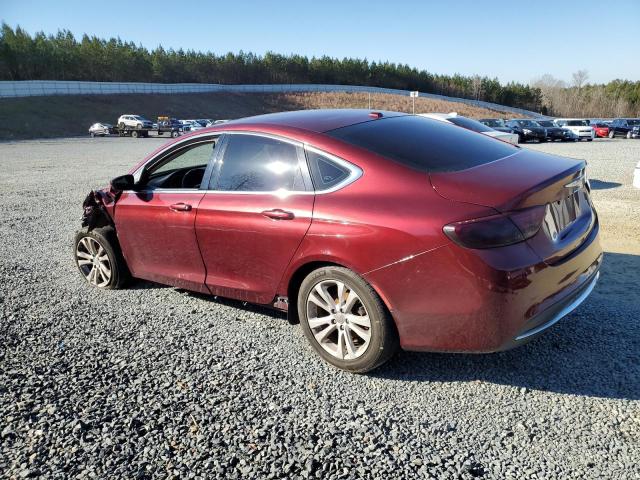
(430, 149, 596, 263)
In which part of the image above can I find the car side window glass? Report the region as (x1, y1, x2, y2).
(213, 135, 304, 192)
(145, 140, 217, 189)
(306, 150, 350, 190)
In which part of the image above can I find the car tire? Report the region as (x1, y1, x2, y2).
(74, 226, 130, 289)
(90, 132, 95, 138)
(136, 123, 142, 130)
(171, 131, 179, 138)
(608, 130, 615, 139)
(118, 122, 125, 130)
(298, 266, 399, 373)
(627, 132, 632, 139)
(587, 138, 593, 142)
(131, 130, 138, 138)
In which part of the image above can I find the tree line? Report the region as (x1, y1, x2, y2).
(0, 24, 542, 111)
(1, 24, 638, 117)
(532, 71, 640, 118)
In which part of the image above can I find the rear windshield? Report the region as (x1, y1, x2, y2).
(327, 115, 518, 173)
(446, 116, 493, 133)
(536, 120, 555, 127)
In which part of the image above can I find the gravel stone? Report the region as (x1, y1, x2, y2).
(0, 136, 639, 478)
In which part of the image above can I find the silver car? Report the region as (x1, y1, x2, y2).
(88, 123, 112, 137)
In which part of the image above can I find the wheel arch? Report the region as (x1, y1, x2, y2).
(284, 259, 395, 327)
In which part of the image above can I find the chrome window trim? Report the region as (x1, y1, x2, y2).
(129, 129, 362, 196)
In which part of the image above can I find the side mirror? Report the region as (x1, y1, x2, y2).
(110, 174, 135, 192)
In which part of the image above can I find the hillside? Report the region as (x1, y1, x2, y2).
(0, 91, 523, 140)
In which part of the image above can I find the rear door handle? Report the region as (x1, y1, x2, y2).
(261, 208, 295, 220)
(170, 203, 192, 212)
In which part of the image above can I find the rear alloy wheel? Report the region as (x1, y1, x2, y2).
(609, 130, 615, 139)
(74, 227, 130, 289)
(627, 132, 632, 139)
(298, 266, 398, 373)
(131, 130, 139, 138)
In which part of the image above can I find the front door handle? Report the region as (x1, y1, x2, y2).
(170, 203, 192, 212)
(261, 209, 295, 220)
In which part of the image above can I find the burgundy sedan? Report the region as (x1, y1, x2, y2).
(75, 110, 602, 372)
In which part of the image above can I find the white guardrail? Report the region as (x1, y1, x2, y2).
(0, 80, 544, 118)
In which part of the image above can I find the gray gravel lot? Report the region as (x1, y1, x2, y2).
(1, 137, 639, 479)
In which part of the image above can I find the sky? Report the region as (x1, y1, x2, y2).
(2, 0, 639, 85)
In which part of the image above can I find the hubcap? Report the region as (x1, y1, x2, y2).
(76, 237, 111, 287)
(306, 280, 371, 360)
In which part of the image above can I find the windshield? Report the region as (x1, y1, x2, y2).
(327, 115, 518, 173)
(536, 120, 555, 127)
(517, 120, 541, 127)
(480, 119, 505, 128)
(447, 116, 493, 133)
(565, 120, 589, 126)
(627, 119, 640, 126)
(133, 116, 149, 121)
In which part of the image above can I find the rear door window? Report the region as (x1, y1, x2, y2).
(327, 115, 518, 173)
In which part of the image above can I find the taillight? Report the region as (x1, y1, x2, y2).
(443, 206, 546, 249)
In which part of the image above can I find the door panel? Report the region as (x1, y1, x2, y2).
(194, 132, 314, 304)
(195, 193, 313, 304)
(115, 191, 208, 293)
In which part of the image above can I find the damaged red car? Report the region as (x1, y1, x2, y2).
(75, 110, 602, 372)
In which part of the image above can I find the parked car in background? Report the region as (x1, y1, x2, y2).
(478, 118, 514, 133)
(88, 123, 113, 137)
(554, 118, 594, 141)
(75, 110, 601, 372)
(117, 114, 153, 130)
(180, 119, 205, 132)
(608, 118, 640, 139)
(420, 113, 519, 144)
(589, 121, 610, 138)
(505, 119, 547, 143)
(535, 120, 575, 142)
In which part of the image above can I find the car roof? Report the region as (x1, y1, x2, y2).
(223, 109, 407, 133)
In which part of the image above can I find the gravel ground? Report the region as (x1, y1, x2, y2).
(1, 137, 639, 479)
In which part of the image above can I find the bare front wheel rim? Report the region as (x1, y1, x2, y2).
(306, 279, 372, 360)
(76, 237, 111, 287)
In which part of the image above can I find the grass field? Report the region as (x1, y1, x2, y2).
(0, 91, 524, 140)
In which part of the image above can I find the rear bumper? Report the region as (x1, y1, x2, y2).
(495, 263, 600, 351)
(366, 219, 603, 352)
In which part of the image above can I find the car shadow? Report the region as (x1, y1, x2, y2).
(371, 252, 640, 400)
(128, 279, 286, 320)
(589, 179, 622, 190)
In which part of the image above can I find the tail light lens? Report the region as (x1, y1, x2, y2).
(443, 206, 546, 249)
